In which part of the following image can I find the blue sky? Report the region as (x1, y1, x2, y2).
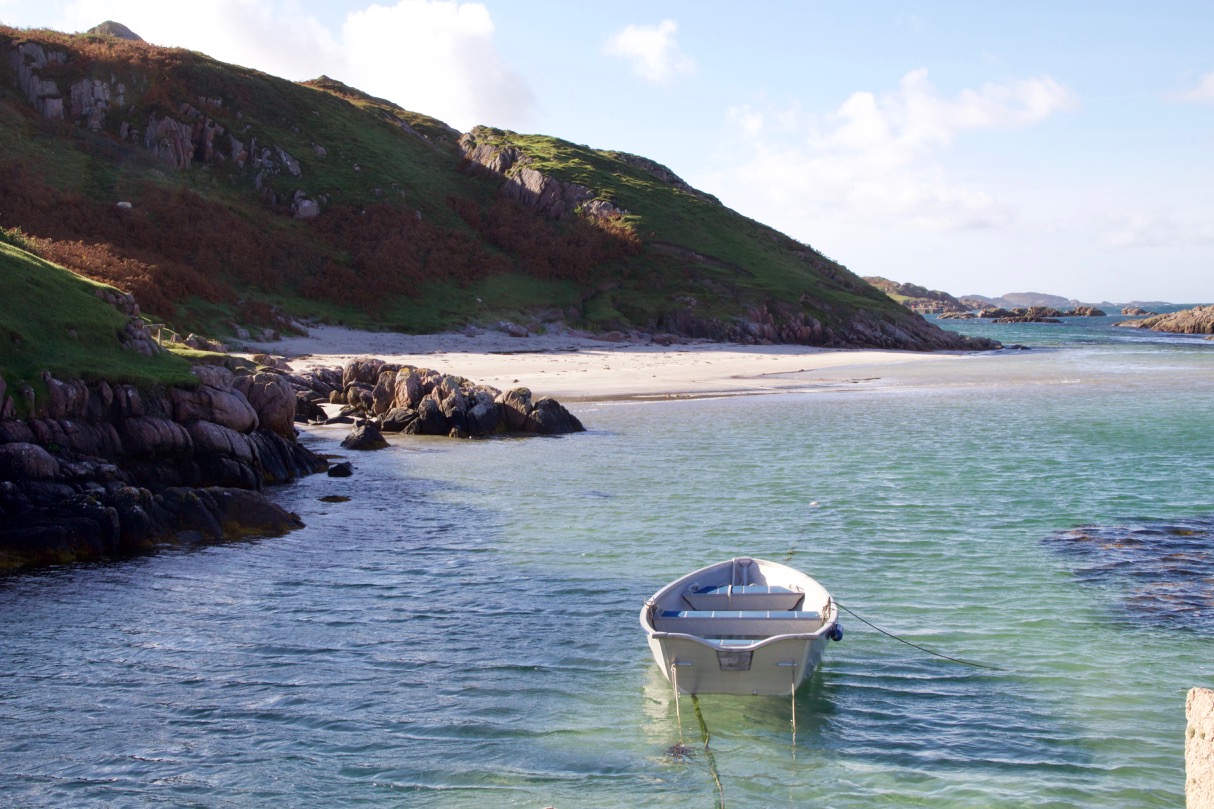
(3, 0, 1212, 302)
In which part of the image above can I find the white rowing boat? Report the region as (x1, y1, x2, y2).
(640, 557, 842, 696)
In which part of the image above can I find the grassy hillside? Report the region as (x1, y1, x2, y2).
(0, 238, 195, 394)
(0, 25, 987, 350)
(462, 128, 909, 331)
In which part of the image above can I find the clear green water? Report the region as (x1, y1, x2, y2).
(1, 333, 1212, 807)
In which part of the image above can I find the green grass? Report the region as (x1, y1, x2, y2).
(0, 27, 945, 346)
(271, 273, 583, 333)
(0, 241, 195, 392)
(469, 128, 914, 328)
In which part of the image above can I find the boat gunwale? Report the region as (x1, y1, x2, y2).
(639, 556, 839, 639)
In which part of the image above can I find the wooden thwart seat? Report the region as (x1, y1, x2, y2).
(683, 584, 805, 611)
(654, 609, 823, 637)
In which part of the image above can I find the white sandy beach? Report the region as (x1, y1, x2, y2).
(244, 325, 977, 401)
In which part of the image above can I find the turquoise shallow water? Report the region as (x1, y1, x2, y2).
(2, 324, 1213, 807)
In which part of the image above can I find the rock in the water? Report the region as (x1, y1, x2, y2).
(1115, 305, 1214, 334)
(527, 397, 585, 435)
(340, 421, 389, 450)
(328, 461, 354, 477)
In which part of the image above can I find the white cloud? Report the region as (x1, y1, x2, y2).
(338, 0, 533, 130)
(603, 19, 694, 83)
(1177, 72, 1214, 104)
(1100, 210, 1214, 249)
(57, 0, 533, 131)
(703, 69, 1077, 236)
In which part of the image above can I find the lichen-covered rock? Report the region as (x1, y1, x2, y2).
(26, 419, 123, 458)
(497, 388, 533, 431)
(190, 364, 236, 390)
(0, 443, 61, 481)
(187, 420, 256, 465)
(393, 367, 426, 409)
(120, 416, 194, 458)
(371, 369, 397, 415)
(233, 371, 296, 438)
(342, 357, 387, 388)
(169, 385, 259, 433)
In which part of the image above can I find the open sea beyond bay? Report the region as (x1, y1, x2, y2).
(2, 313, 1213, 808)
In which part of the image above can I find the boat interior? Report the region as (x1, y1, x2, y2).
(649, 558, 831, 640)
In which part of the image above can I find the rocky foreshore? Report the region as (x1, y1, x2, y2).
(287, 356, 586, 439)
(1114, 305, 1214, 335)
(939, 305, 1107, 323)
(0, 355, 586, 572)
(0, 362, 326, 573)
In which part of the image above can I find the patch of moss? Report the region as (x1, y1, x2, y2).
(0, 241, 195, 393)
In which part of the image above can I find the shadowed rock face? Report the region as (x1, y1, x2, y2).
(0, 484, 303, 572)
(1044, 516, 1214, 633)
(0, 364, 327, 573)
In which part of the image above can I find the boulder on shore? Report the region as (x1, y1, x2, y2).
(291, 359, 586, 439)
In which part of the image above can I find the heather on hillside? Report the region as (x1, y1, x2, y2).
(0, 24, 995, 350)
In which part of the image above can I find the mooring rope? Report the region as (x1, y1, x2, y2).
(692, 694, 725, 809)
(670, 661, 686, 749)
(789, 664, 798, 759)
(836, 602, 1006, 671)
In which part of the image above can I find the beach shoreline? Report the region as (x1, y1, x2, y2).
(244, 325, 979, 402)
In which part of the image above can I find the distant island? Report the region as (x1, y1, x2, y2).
(866, 276, 1214, 335)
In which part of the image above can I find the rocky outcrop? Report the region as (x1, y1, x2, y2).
(288, 357, 585, 439)
(3, 33, 314, 207)
(87, 21, 143, 41)
(652, 301, 998, 351)
(607, 151, 720, 204)
(0, 484, 302, 571)
(0, 364, 327, 572)
(459, 127, 627, 221)
(1114, 305, 1214, 335)
(974, 306, 1103, 323)
(863, 277, 971, 315)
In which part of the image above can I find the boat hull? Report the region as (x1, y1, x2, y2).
(640, 557, 840, 696)
(647, 633, 829, 696)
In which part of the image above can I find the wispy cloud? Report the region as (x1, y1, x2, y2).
(1100, 210, 1214, 248)
(58, 0, 534, 131)
(705, 69, 1078, 234)
(602, 19, 694, 83)
(1176, 72, 1214, 104)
